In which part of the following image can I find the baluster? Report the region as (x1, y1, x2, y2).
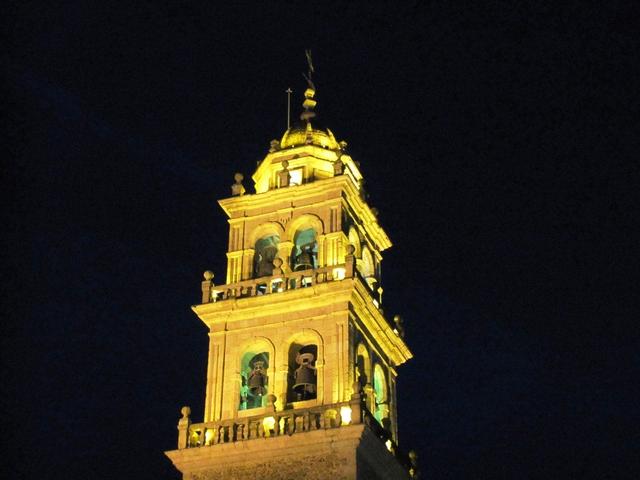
(310, 412, 319, 430)
(303, 411, 310, 431)
(295, 415, 304, 433)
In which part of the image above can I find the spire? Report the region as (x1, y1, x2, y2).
(300, 49, 317, 122)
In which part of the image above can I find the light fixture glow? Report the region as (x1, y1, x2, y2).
(332, 267, 346, 280)
(262, 416, 276, 436)
(340, 406, 352, 425)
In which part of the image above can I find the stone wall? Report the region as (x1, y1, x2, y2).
(189, 451, 353, 480)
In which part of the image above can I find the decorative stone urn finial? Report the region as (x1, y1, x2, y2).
(393, 314, 405, 338)
(278, 160, 290, 188)
(202, 271, 215, 304)
(266, 394, 277, 412)
(272, 257, 284, 275)
(231, 173, 245, 196)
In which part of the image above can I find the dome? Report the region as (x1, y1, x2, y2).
(280, 122, 341, 151)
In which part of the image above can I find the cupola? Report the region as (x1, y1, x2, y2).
(251, 62, 361, 194)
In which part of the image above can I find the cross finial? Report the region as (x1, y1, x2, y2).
(286, 87, 292, 129)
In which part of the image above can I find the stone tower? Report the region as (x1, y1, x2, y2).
(165, 63, 415, 480)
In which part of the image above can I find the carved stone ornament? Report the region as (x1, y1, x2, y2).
(231, 172, 246, 196)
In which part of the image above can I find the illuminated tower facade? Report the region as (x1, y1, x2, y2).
(165, 66, 414, 479)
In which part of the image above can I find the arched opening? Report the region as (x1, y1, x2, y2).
(239, 351, 269, 410)
(373, 363, 390, 426)
(348, 226, 362, 258)
(358, 246, 377, 289)
(291, 228, 317, 271)
(287, 343, 318, 403)
(254, 234, 280, 278)
(355, 343, 371, 390)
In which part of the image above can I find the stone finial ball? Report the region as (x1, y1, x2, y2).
(203, 270, 214, 281)
(181, 406, 191, 418)
(282, 159, 289, 169)
(346, 244, 356, 255)
(409, 450, 418, 460)
(272, 257, 283, 268)
(234, 172, 244, 183)
(393, 314, 402, 324)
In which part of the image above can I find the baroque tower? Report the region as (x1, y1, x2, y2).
(165, 60, 415, 479)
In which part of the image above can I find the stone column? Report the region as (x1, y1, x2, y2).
(317, 234, 326, 267)
(242, 248, 255, 281)
(350, 382, 362, 424)
(345, 244, 355, 278)
(278, 241, 294, 272)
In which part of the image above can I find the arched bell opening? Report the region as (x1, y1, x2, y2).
(239, 351, 269, 411)
(291, 228, 318, 271)
(355, 343, 371, 391)
(287, 343, 318, 403)
(348, 226, 362, 258)
(254, 234, 280, 278)
(358, 246, 377, 290)
(373, 363, 390, 428)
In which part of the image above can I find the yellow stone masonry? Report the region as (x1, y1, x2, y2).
(166, 79, 415, 479)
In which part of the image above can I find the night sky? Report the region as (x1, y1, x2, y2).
(4, 2, 638, 479)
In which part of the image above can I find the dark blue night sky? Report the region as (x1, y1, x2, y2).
(4, 2, 638, 479)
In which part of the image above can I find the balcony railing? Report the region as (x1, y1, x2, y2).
(199, 254, 407, 338)
(200, 256, 356, 304)
(175, 396, 418, 477)
(181, 399, 360, 449)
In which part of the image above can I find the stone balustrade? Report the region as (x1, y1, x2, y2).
(200, 255, 355, 304)
(175, 398, 417, 477)
(178, 398, 362, 450)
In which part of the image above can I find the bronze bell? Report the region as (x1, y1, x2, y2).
(248, 360, 267, 396)
(294, 244, 314, 271)
(292, 352, 316, 398)
(256, 245, 278, 277)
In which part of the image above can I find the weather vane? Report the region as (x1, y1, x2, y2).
(303, 49, 315, 90)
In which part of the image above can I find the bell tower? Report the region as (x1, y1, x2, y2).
(165, 57, 415, 480)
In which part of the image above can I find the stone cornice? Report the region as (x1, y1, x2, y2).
(350, 280, 413, 367)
